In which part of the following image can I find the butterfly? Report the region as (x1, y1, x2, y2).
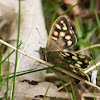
(39, 15, 92, 83)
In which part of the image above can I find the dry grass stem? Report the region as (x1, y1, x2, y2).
(58, 82, 70, 91)
(75, 44, 100, 53)
(0, 39, 100, 90)
(84, 61, 100, 74)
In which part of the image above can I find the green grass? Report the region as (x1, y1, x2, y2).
(70, 81, 76, 100)
(11, 0, 21, 99)
(62, 81, 73, 100)
(60, 4, 77, 16)
(0, 34, 8, 90)
(1, 60, 80, 80)
(43, 83, 51, 100)
(6, 57, 10, 100)
(0, 0, 100, 99)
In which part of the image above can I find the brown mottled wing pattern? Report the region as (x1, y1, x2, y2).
(46, 16, 77, 52)
(39, 15, 92, 83)
(46, 51, 92, 82)
(59, 52, 92, 69)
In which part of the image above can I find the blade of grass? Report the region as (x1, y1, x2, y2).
(94, 10, 100, 27)
(94, 9, 100, 33)
(6, 61, 78, 79)
(0, 74, 8, 90)
(60, 4, 77, 16)
(11, 0, 21, 99)
(74, 16, 83, 39)
(6, 57, 10, 100)
(43, 83, 51, 100)
(87, 0, 95, 30)
(86, 39, 100, 79)
(1, 42, 22, 64)
(85, 24, 98, 40)
(0, 34, 8, 84)
(89, 0, 95, 12)
(1, 59, 87, 80)
(70, 81, 76, 100)
(1, 61, 76, 80)
(62, 81, 73, 100)
(0, 55, 9, 90)
(0, 39, 52, 67)
(3, 61, 100, 90)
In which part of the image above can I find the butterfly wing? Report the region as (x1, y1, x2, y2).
(46, 51, 92, 82)
(46, 15, 77, 52)
(40, 15, 92, 83)
(59, 52, 92, 69)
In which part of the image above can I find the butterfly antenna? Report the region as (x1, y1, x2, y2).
(35, 27, 48, 60)
(35, 27, 45, 47)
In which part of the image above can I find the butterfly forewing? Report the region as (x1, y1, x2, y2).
(46, 16, 77, 52)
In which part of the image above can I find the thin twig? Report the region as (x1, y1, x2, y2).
(0, 39, 51, 67)
(75, 44, 100, 53)
(0, 39, 100, 90)
(84, 61, 100, 74)
(58, 82, 70, 91)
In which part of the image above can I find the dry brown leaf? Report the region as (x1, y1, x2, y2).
(14, 81, 58, 98)
(0, 0, 58, 99)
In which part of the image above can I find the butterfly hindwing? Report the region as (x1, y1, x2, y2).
(59, 52, 91, 69)
(45, 51, 91, 82)
(46, 16, 77, 52)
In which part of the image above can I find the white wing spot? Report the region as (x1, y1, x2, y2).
(72, 56, 78, 60)
(77, 61, 82, 64)
(71, 52, 77, 56)
(60, 20, 64, 23)
(69, 64, 74, 68)
(51, 36, 57, 41)
(54, 31, 58, 36)
(60, 52, 66, 57)
(60, 32, 65, 37)
(70, 26, 72, 29)
(75, 63, 81, 68)
(85, 59, 89, 63)
(65, 35, 71, 40)
(72, 69, 77, 73)
(79, 55, 85, 58)
(67, 41, 72, 46)
(69, 30, 73, 34)
(55, 24, 61, 30)
(60, 20, 67, 30)
(64, 52, 70, 56)
(63, 26, 67, 30)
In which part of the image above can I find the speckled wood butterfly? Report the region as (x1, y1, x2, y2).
(39, 15, 92, 83)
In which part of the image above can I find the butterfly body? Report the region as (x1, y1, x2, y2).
(39, 15, 92, 83)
